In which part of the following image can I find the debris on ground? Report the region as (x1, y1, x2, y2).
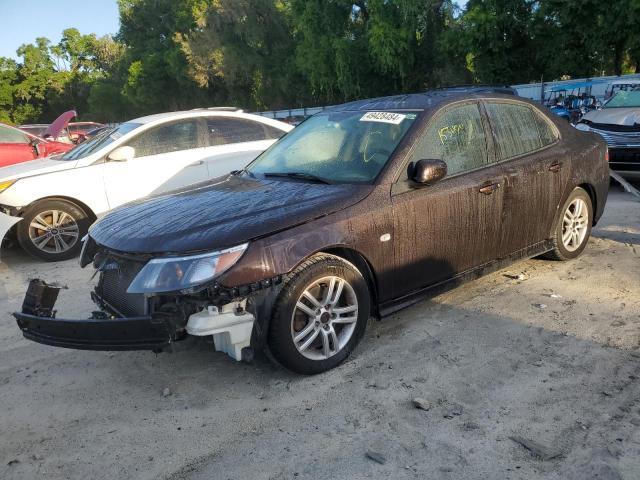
(162, 387, 171, 397)
(365, 450, 387, 465)
(504, 273, 528, 281)
(509, 436, 562, 461)
(533, 303, 547, 309)
(412, 397, 432, 411)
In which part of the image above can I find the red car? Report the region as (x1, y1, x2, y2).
(0, 123, 74, 168)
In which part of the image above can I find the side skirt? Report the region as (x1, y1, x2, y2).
(378, 240, 553, 318)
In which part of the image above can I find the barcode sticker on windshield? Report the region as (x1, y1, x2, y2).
(360, 112, 406, 124)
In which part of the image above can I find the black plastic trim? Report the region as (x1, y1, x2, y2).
(14, 312, 172, 351)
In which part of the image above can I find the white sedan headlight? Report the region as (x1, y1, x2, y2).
(575, 122, 591, 132)
(127, 244, 248, 294)
(0, 179, 16, 194)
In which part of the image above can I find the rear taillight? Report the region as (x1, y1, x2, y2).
(605, 149, 610, 162)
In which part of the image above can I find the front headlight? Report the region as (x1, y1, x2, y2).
(127, 243, 248, 294)
(575, 122, 591, 132)
(0, 180, 16, 194)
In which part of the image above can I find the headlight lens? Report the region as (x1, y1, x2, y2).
(0, 180, 16, 193)
(127, 243, 248, 294)
(575, 122, 591, 132)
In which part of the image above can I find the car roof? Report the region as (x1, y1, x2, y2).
(131, 108, 245, 125)
(327, 87, 519, 113)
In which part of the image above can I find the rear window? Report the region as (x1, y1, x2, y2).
(486, 103, 548, 159)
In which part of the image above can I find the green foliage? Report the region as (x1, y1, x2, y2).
(2, 0, 640, 124)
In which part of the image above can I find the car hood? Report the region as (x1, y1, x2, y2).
(582, 107, 640, 126)
(90, 174, 373, 254)
(44, 110, 77, 138)
(0, 156, 77, 181)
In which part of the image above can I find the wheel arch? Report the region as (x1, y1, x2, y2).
(21, 196, 97, 223)
(319, 246, 380, 318)
(577, 182, 597, 225)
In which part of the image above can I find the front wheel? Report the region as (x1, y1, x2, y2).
(17, 199, 91, 261)
(268, 253, 370, 374)
(544, 187, 592, 261)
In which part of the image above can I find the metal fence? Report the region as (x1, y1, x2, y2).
(254, 73, 640, 119)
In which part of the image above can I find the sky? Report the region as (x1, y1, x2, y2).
(0, 0, 120, 60)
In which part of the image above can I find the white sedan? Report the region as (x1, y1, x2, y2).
(0, 108, 292, 261)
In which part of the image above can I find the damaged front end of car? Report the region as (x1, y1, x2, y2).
(14, 236, 283, 361)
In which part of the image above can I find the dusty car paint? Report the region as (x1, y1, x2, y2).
(14, 91, 609, 361)
(89, 176, 374, 254)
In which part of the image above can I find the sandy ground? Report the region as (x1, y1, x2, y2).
(0, 186, 638, 480)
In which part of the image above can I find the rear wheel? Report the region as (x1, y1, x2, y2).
(268, 253, 370, 374)
(17, 199, 91, 261)
(544, 187, 592, 261)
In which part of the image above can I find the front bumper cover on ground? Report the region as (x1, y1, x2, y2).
(14, 279, 173, 351)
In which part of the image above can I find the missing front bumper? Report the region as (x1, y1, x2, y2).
(14, 279, 174, 351)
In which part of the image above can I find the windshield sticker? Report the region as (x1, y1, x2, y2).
(360, 112, 407, 124)
(110, 132, 123, 140)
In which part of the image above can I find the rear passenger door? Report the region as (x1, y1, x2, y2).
(390, 101, 505, 298)
(203, 117, 285, 178)
(483, 101, 567, 254)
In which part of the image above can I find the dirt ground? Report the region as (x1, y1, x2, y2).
(0, 185, 639, 480)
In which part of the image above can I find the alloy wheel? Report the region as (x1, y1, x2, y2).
(291, 275, 359, 361)
(28, 209, 80, 254)
(562, 198, 589, 252)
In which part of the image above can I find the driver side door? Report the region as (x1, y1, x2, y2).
(390, 101, 505, 298)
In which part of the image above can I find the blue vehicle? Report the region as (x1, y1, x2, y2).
(544, 81, 601, 123)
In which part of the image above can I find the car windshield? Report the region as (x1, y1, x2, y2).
(59, 122, 142, 161)
(604, 90, 640, 108)
(248, 110, 418, 183)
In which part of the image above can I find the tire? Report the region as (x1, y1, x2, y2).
(17, 199, 91, 262)
(543, 187, 592, 261)
(268, 253, 370, 375)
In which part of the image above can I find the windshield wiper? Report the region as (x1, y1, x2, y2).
(263, 172, 332, 184)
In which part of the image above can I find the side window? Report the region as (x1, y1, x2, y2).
(263, 124, 287, 140)
(533, 111, 558, 147)
(126, 120, 200, 158)
(485, 102, 546, 159)
(0, 125, 29, 144)
(412, 103, 488, 176)
(206, 118, 267, 146)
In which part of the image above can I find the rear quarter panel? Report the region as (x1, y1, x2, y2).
(561, 124, 609, 223)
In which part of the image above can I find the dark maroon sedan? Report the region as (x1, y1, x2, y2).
(15, 90, 609, 374)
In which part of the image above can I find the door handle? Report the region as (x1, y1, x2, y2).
(549, 163, 561, 173)
(188, 160, 205, 167)
(479, 183, 500, 195)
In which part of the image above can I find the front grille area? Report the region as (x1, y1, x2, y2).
(609, 148, 640, 172)
(96, 257, 148, 317)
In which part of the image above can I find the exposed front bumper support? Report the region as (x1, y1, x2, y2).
(15, 312, 172, 351)
(14, 279, 173, 351)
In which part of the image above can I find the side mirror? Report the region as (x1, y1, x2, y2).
(107, 146, 135, 162)
(410, 159, 447, 186)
